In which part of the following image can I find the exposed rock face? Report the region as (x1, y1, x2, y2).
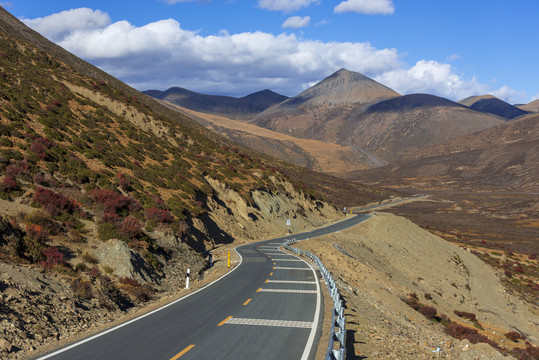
(93, 239, 157, 283)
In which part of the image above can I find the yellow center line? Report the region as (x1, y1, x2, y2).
(217, 315, 233, 326)
(243, 298, 252, 305)
(269, 272, 273, 276)
(265, 279, 269, 283)
(256, 287, 262, 292)
(273, 262, 276, 265)
(169, 344, 195, 360)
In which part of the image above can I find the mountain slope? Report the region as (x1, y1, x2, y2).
(338, 94, 505, 162)
(144, 87, 288, 120)
(518, 98, 539, 112)
(459, 95, 528, 120)
(252, 69, 400, 144)
(348, 113, 539, 191)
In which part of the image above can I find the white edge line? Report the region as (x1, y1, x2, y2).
(36, 247, 245, 359)
(285, 250, 321, 360)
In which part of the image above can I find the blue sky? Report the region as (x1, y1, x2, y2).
(3, 0, 538, 103)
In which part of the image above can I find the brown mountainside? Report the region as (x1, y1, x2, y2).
(143, 87, 288, 120)
(348, 113, 539, 191)
(519, 98, 539, 112)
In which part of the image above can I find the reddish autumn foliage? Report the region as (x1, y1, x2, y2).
(34, 187, 80, 217)
(454, 310, 477, 322)
(25, 223, 49, 243)
(90, 188, 141, 214)
(505, 331, 522, 342)
(119, 217, 142, 239)
(40, 246, 64, 269)
(0, 176, 19, 192)
(144, 208, 173, 223)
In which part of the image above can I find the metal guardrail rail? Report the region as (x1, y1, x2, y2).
(282, 239, 346, 360)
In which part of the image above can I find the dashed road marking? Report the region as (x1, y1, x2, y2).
(224, 317, 313, 329)
(259, 288, 317, 294)
(169, 344, 195, 359)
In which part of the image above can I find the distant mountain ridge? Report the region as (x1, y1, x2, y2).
(143, 87, 288, 120)
(458, 95, 528, 120)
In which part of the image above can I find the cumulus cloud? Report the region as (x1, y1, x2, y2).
(334, 0, 394, 15)
(375, 60, 489, 100)
(21, 8, 525, 103)
(282, 16, 310, 28)
(258, 0, 318, 13)
(491, 85, 527, 105)
(21, 8, 111, 43)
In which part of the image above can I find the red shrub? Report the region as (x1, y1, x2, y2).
(528, 253, 537, 260)
(25, 223, 49, 243)
(34, 187, 80, 216)
(5, 164, 23, 177)
(514, 265, 525, 273)
(505, 270, 513, 278)
(119, 217, 141, 239)
(1, 176, 19, 192)
(102, 211, 121, 223)
(90, 188, 141, 214)
(454, 310, 477, 322)
(505, 331, 522, 342)
(444, 323, 478, 339)
(144, 208, 173, 223)
(40, 246, 64, 269)
(29, 138, 53, 160)
(117, 173, 132, 191)
(419, 305, 437, 319)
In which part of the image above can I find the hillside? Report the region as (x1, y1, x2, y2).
(143, 87, 288, 120)
(252, 69, 400, 143)
(160, 101, 376, 174)
(459, 95, 528, 120)
(338, 94, 505, 163)
(0, 7, 399, 358)
(519, 98, 539, 112)
(347, 113, 539, 191)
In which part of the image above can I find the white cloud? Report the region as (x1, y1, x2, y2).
(21, 8, 527, 103)
(258, 0, 318, 13)
(375, 60, 489, 100)
(22, 9, 400, 96)
(334, 0, 394, 15)
(491, 85, 527, 105)
(21, 8, 111, 43)
(282, 16, 310, 28)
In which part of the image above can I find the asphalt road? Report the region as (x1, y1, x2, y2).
(36, 214, 370, 360)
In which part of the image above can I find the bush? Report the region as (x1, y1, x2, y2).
(90, 188, 141, 215)
(0, 176, 19, 192)
(40, 246, 64, 269)
(25, 223, 49, 243)
(454, 310, 477, 322)
(505, 331, 522, 342)
(144, 208, 173, 223)
(119, 217, 142, 239)
(418, 305, 437, 319)
(34, 187, 80, 217)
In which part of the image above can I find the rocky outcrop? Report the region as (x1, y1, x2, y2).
(92, 239, 158, 283)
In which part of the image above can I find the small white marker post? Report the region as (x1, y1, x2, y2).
(185, 268, 190, 289)
(286, 219, 291, 235)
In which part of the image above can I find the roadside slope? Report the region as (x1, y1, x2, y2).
(296, 212, 538, 359)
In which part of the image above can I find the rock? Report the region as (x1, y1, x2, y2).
(0, 338, 12, 352)
(93, 239, 157, 283)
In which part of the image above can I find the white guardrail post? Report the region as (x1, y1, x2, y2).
(282, 239, 346, 360)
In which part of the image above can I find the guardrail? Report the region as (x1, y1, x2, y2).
(282, 239, 346, 360)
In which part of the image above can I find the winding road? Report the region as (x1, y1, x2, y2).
(36, 214, 370, 360)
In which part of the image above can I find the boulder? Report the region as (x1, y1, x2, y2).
(93, 239, 157, 283)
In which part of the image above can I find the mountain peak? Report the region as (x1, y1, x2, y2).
(286, 69, 400, 107)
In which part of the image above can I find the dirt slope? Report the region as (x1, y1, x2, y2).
(296, 212, 538, 359)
